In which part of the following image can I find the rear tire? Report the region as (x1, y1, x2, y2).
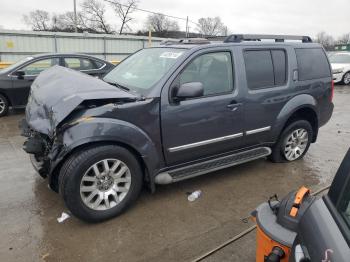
(59, 145, 143, 223)
(270, 120, 313, 163)
(0, 94, 9, 117)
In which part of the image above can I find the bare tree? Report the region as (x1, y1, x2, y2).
(81, 0, 112, 33)
(146, 13, 179, 36)
(196, 17, 225, 37)
(23, 10, 51, 31)
(110, 0, 138, 34)
(52, 11, 92, 32)
(337, 33, 350, 44)
(314, 32, 334, 50)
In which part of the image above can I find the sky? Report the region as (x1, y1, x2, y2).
(0, 0, 349, 38)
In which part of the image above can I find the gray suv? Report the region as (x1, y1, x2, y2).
(21, 34, 334, 222)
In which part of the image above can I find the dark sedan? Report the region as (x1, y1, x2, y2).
(0, 53, 115, 116)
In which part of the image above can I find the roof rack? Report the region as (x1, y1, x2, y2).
(223, 34, 312, 43)
(160, 38, 211, 45)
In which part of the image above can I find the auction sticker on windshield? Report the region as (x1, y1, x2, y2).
(160, 52, 183, 59)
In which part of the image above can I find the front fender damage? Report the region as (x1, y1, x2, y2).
(47, 118, 161, 193)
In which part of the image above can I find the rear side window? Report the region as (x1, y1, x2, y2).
(272, 50, 287, 85)
(295, 48, 331, 81)
(244, 49, 287, 89)
(64, 58, 81, 70)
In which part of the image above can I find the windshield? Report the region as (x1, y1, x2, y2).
(103, 48, 185, 94)
(1, 56, 34, 73)
(329, 54, 350, 64)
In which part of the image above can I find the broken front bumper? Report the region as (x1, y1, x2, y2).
(20, 118, 51, 178)
(30, 154, 48, 178)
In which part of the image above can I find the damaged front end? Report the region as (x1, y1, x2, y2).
(21, 66, 140, 186)
(21, 118, 53, 178)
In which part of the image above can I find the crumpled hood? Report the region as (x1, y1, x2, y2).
(25, 65, 137, 136)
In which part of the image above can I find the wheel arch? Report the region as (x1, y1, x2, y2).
(49, 139, 156, 193)
(48, 119, 162, 193)
(0, 90, 12, 106)
(281, 107, 318, 142)
(274, 94, 319, 143)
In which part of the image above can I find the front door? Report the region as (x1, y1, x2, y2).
(10, 58, 59, 106)
(161, 50, 245, 166)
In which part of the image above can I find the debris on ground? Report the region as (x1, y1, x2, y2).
(41, 253, 50, 260)
(187, 190, 202, 202)
(57, 212, 70, 223)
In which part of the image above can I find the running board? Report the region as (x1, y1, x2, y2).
(155, 147, 271, 184)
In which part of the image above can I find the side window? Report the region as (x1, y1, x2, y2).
(81, 58, 103, 70)
(271, 50, 287, 85)
(21, 58, 59, 75)
(64, 58, 82, 70)
(244, 49, 287, 89)
(179, 52, 233, 96)
(94, 60, 104, 69)
(295, 48, 331, 81)
(244, 50, 274, 89)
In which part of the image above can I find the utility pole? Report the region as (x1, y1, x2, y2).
(148, 26, 152, 47)
(186, 16, 189, 38)
(74, 0, 78, 33)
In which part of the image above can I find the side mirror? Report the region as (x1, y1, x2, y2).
(175, 82, 204, 101)
(15, 70, 25, 79)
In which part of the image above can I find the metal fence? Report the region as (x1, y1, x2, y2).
(0, 30, 168, 63)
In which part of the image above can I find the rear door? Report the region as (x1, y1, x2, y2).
(62, 57, 106, 78)
(293, 149, 350, 261)
(10, 57, 59, 106)
(161, 48, 246, 166)
(241, 47, 293, 146)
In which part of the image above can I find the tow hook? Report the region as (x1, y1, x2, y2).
(265, 246, 285, 262)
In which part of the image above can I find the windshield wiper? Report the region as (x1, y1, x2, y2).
(106, 81, 130, 91)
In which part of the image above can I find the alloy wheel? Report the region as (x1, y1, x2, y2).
(284, 128, 309, 161)
(80, 159, 131, 211)
(0, 97, 5, 115)
(344, 72, 350, 85)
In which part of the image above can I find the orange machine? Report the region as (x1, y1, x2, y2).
(253, 187, 314, 262)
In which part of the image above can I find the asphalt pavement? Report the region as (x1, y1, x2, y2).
(0, 86, 349, 262)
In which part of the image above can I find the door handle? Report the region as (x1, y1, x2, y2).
(227, 102, 242, 111)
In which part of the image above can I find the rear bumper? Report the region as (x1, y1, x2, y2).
(319, 102, 334, 128)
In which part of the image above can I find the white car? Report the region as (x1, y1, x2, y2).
(329, 52, 350, 85)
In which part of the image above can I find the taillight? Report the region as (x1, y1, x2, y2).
(330, 80, 334, 102)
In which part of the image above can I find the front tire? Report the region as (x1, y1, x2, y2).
(342, 71, 350, 85)
(0, 94, 9, 117)
(59, 145, 143, 222)
(270, 120, 313, 163)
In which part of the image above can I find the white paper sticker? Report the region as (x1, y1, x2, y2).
(160, 52, 183, 59)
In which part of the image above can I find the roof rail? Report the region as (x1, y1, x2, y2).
(223, 34, 312, 43)
(160, 38, 211, 45)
